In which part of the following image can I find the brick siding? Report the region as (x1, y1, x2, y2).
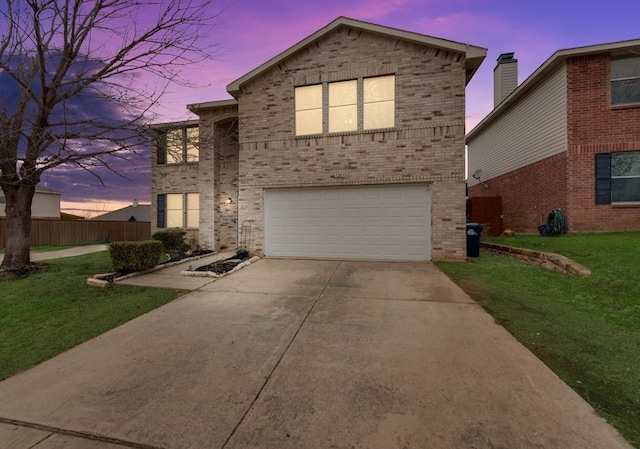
(237, 27, 468, 259)
(152, 105, 240, 251)
(470, 52, 640, 232)
(469, 153, 568, 232)
(566, 54, 640, 230)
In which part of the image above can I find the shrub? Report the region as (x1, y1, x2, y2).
(109, 240, 163, 273)
(152, 228, 190, 255)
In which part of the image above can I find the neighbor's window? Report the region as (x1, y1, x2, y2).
(157, 193, 200, 228)
(159, 126, 199, 164)
(595, 151, 640, 203)
(611, 56, 640, 105)
(295, 75, 395, 136)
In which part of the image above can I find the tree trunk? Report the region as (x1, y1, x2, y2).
(1, 185, 35, 271)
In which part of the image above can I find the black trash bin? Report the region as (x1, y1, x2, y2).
(466, 223, 483, 257)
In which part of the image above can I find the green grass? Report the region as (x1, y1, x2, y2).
(436, 232, 640, 447)
(0, 251, 185, 381)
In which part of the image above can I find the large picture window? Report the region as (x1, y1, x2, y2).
(158, 126, 199, 164)
(295, 75, 395, 136)
(595, 151, 640, 204)
(611, 56, 640, 105)
(157, 193, 200, 228)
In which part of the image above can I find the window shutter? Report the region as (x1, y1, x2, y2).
(157, 133, 166, 165)
(157, 194, 166, 228)
(595, 153, 611, 205)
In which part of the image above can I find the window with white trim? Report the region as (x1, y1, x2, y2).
(295, 75, 395, 136)
(611, 56, 640, 105)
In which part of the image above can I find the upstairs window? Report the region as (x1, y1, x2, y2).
(295, 75, 395, 136)
(158, 126, 199, 164)
(295, 85, 323, 135)
(364, 75, 395, 129)
(611, 56, 640, 105)
(595, 151, 640, 204)
(329, 80, 357, 132)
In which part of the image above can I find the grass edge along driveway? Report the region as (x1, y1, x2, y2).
(0, 250, 185, 381)
(436, 232, 640, 448)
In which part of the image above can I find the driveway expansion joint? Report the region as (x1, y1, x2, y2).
(220, 261, 343, 448)
(0, 417, 166, 449)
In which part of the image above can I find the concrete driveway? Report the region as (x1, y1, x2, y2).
(0, 259, 632, 449)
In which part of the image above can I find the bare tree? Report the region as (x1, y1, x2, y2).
(0, 0, 219, 271)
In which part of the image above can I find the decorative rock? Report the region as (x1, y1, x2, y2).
(87, 278, 110, 288)
(481, 242, 591, 277)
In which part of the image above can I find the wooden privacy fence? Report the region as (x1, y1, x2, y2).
(0, 218, 151, 248)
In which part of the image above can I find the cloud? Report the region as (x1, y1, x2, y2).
(1, 50, 153, 204)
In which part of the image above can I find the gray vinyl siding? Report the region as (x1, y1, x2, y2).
(468, 65, 567, 185)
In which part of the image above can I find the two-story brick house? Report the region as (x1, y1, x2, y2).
(467, 39, 640, 233)
(152, 17, 486, 260)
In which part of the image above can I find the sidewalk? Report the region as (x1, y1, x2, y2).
(0, 244, 109, 264)
(115, 250, 236, 290)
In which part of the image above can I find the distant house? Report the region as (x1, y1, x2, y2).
(467, 39, 640, 233)
(151, 17, 487, 260)
(91, 201, 151, 222)
(0, 186, 61, 219)
(60, 212, 85, 220)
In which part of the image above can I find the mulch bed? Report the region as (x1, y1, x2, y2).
(194, 252, 250, 275)
(166, 249, 215, 263)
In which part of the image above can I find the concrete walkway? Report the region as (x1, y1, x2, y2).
(0, 244, 109, 264)
(0, 259, 632, 448)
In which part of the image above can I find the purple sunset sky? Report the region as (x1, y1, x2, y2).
(46, 0, 640, 214)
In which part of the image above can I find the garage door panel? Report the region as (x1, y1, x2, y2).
(265, 185, 431, 260)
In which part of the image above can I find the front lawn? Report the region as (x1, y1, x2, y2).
(436, 232, 640, 448)
(0, 250, 185, 381)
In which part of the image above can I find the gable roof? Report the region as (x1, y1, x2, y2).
(91, 204, 151, 222)
(467, 37, 640, 141)
(226, 16, 487, 98)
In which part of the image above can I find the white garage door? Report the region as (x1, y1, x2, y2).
(264, 185, 431, 260)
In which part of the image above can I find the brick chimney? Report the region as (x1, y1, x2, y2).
(494, 52, 518, 107)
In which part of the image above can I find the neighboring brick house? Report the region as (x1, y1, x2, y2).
(467, 39, 640, 233)
(152, 17, 487, 260)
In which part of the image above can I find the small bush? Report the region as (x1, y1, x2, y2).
(152, 228, 189, 255)
(109, 240, 163, 273)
